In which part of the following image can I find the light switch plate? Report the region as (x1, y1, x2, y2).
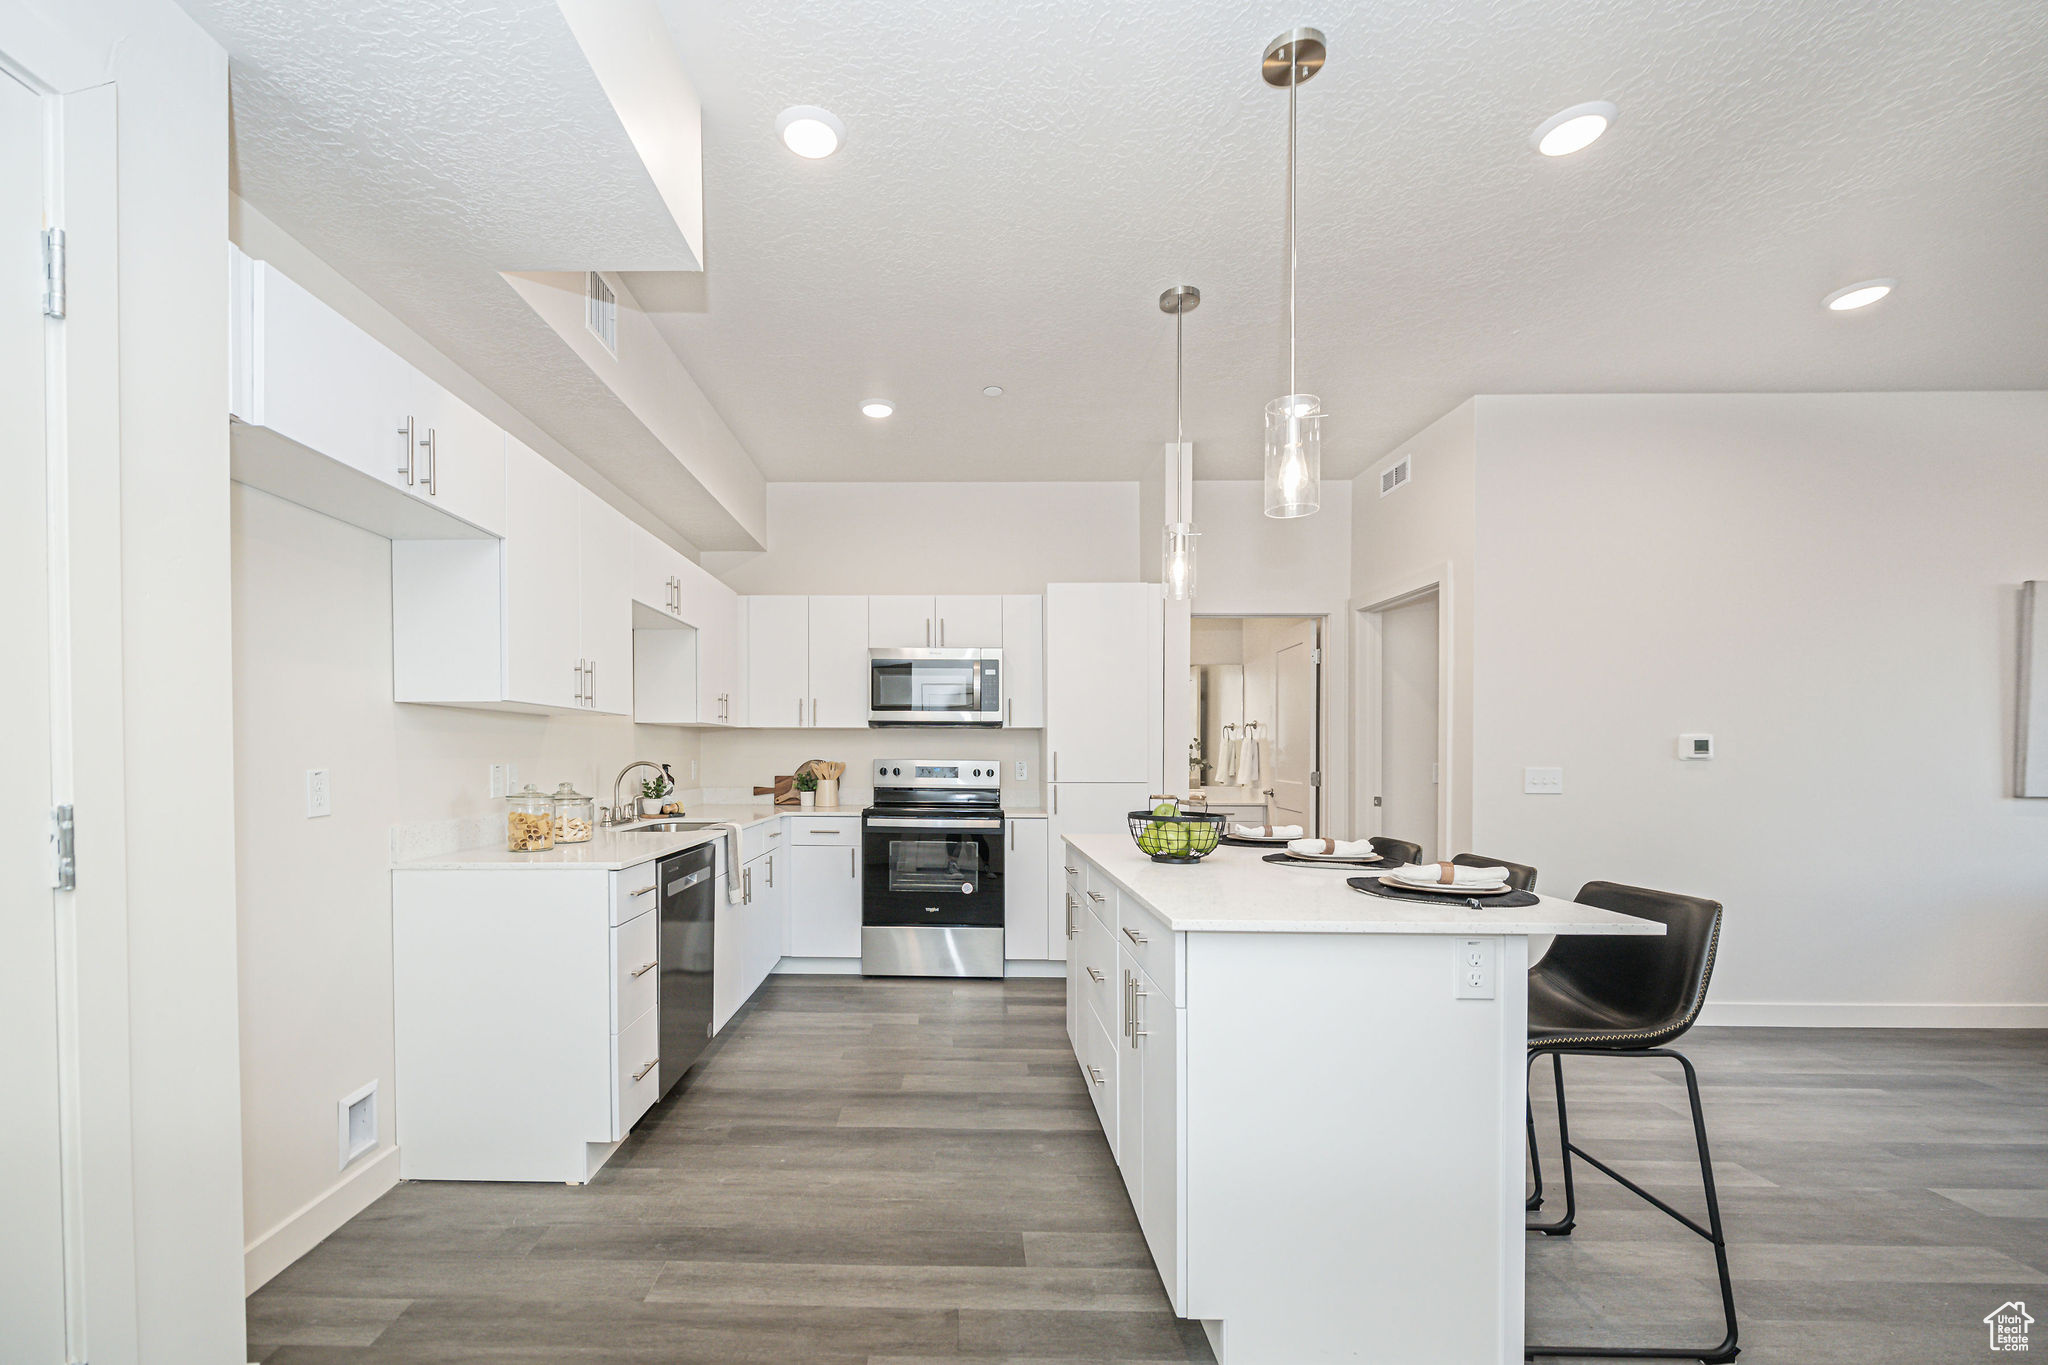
(1454, 938, 1496, 999)
(1524, 766, 1564, 795)
(1015, 760, 1028, 781)
(305, 768, 331, 818)
(489, 763, 507, 798)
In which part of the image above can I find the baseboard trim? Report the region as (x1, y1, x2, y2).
(774, 957, 861, 975)
(1697, 1001, 2048, 1028)
(1005, 960, 1066, 978)
(244, 1144, 401, 1294)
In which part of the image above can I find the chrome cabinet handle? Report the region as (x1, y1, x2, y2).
(1010, 823, 1015, 852)
(1086, 966, 1104, 983)
(630, 960, 657, 978)
(1063, 866, 1077, 875)
(849, 847, 856, 878)
(1130, 975, 1147, 1048)
(1052, 752, 1058, 781)
(742, 868, 751, 903)
(586, 659, 595, 705)
(766, 854, 774, 889)
(1086, 1065, 1104, 1087)
(1005, 697, 1012, 726)
(939, 618, 946, 646)
(629, 884, 656, 898)
(1086, 891, 1105, 903)
(925, 618, 932, 646)
(811, 697, 817, 726)
(397, 416, 415, 484)
(1122, 925, 1146, 945)
(810, 828, 841, 835)
(423, 426, 438, 496)
(796, 698, 803, 726)
(632, 1058, 658, 1082)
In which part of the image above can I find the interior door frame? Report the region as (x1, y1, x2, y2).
(1190, 612, 1325, 834)
(1353, 563, 1455, 859)
(0, 27, 140, 1361)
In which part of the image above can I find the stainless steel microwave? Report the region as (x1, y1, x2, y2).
(868, 649, 1002, 726)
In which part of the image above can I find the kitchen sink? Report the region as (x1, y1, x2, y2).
(620, 819, 719, 833)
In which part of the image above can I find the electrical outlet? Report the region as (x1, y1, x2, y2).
(1454, 938, 1496, 999)
(489, 763, 507, 798)
(338, 1081, 377, 1169)
(1015, 760, 1027, 781)
(1523, 766, 1564, 795)
(304, 768, 331, 818)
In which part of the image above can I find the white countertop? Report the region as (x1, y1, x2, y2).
(1067, 834, 1664, 937)
(396, 804, 817, 872)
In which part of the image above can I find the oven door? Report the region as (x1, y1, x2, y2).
(868, 649, 1001, 726)
(862, 814, 1006, 928)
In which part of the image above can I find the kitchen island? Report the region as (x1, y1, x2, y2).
(1061, 834, 1661, 1365)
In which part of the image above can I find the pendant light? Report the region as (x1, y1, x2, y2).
(1160, 284, 1201, 601)
(1262, 26, 1326, 519)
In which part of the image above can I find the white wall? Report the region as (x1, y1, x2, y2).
(697, 727, 1046, 812)
(703, 481, 1140, 593)
(231, 485, 703, 1287)
(1191, 618, 1244, 665)
(1351, 402, 1477, 853)
(1472, 393, 2048, 1023)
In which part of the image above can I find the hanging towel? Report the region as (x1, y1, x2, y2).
(1222, 735, 1241, 783)
(1241, 734, 1261, 787)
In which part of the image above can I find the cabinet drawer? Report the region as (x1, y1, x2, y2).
(1115, 896, 1181, 1006)
(1080, 1009, 1117, 1152)
(740, 819, 785, 864)
(790, 817, 859, 848)
(611, 908, 658, 1032)
(1082, 861, 1116, 929)
(610, 1004, 660, 1139)
(1079, 907, 1119, 1037)
(611, 860, 661, 927)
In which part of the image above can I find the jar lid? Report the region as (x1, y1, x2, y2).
(551, 781, 588, 800)
(507, 783, 549, 803)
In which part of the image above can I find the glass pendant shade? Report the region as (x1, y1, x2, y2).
(1163, 522, 1199, 601)
(1263, 394, 1323, 518)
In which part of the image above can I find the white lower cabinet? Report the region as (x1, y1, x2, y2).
(789, 838, 862, 958)
(1003, 816, 1049, 960)
(1044, 783, 1148, 964)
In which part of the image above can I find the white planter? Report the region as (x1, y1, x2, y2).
(639, 797, 667, 817)
(798, 791, 816, 807)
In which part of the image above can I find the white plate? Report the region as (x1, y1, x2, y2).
(1380, 875, 1512, 895)
(1285, 849, 1382, 863)
(1227, 832, 1296, 843)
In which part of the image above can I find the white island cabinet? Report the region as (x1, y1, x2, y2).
(1062, 835, 1661, 1365)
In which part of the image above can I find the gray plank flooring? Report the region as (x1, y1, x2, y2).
(248, 977, 2048, 1362)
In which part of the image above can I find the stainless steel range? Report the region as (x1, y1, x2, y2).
(861, 758, 1006, 978)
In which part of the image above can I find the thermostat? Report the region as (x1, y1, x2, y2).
(1677, 734, 1714, 760)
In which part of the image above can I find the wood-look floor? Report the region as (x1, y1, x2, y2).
(248, 976, 2047, 1363)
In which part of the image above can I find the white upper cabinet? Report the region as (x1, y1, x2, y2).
(249, 257, 413, 489)
(807, 597, 870, 727)
(1046, 583, 1159, 784)
(745, 596, 810, 728)
(685, 564, 740, 725)
(1001, 594, 1044, 728)
(868, 596, 934, 648)
(630, 522, 678, 616)
(577, 492, 633, 716)
(409, 370, 505, 536)
(935, 595, 1004, 648)
(501, 439, 583, 709)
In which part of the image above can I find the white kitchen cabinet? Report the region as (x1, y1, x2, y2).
(634, 539, 741, 726)
(500, 438, 582, 709)
(744, 596, 810, 728)
(578, 491, 633, 715)
(1117, 944, 1185, 1310)
(741, 849, 786, 1000)
(935, 595, 1003, 648)
(788, 841, 861, 957)
(690, 568, 740, 725)
(1001, 594, 1044, 728)
(712, 883, 745, 1035)
(1046, 583, 1161, 784)
(1004, 816, 1049, 960)
(630, 522, 683, 618)
(807, 596, 870, 727)
(409, 371, 505, 536)
(867, 595, 935, 648)
(1044, 782, 1149, 964)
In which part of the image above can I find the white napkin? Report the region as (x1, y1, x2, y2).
(1386, 861, 1509, 888)
(1230, 823, 1302, 838)
(1287, 837, 1377, 858)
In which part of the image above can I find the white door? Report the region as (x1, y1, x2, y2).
(1379, 591, 1440, 860)
(806, 595, 870, 727)
(578, 490, 633, 714)
(868, 594, 934, 647)
(503, 437, 582, 708)
(1046, 584, 1155, 784)
(1004, 817, 1049, 959)
(0, 70, 68, 1358)
(935, 594, 1003, 648)
(789, 843, 861, 956)
(1264, 619, 1319, 831)
(1046, 782, 1148, 963)
(1001, 594, 1044, 727)
(745, 596, 809, 728)
(410, 369, 505, 535)
(255, 261, 413, 489)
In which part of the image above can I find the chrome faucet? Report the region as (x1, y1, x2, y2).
(608, 761, 666, 827)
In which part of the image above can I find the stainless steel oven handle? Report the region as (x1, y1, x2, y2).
(865, 817, 1001, 830)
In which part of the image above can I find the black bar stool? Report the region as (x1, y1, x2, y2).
(1524, 881, 1738, 1364)
(1368, 836, 1423, 865)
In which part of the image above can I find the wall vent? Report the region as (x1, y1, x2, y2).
(1378, 453, 1412, 497)
(339, 1081, 378, 1170)
(585, 272, 617, 355)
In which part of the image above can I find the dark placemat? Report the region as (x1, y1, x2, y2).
(1221, 834, 1293, 848)
(1263, 851, 1382, 868)
(1347, 875, 1540, 908)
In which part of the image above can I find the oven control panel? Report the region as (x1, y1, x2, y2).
(873, 759, 1001, 788)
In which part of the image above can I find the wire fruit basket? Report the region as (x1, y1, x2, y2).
(1127, 805, 1227, 864)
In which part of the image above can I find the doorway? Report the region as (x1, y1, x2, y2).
(1189, 615, 1322, 833)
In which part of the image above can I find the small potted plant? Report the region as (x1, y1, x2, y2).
(793, 770, 818, 808)
(638, 774, 671, 818)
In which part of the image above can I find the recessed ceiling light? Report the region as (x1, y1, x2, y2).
(1823, 279, 1895, 311)
(861, 400, 894, 418)
(982, 385, 1004, 397)
(1532, 101, 1617, 157)
(776, 106, 844, 159)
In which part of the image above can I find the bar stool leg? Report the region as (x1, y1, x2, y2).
(1526, 1050, 1576, 1236)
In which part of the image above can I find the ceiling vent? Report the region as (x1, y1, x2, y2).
(1378, 453, 1412, 498)
(585, 272, 617, 356)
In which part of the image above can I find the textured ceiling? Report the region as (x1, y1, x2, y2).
(635, 0, 2048, 482)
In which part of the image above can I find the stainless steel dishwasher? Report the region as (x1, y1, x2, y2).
(656, 843, 716, 1098)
